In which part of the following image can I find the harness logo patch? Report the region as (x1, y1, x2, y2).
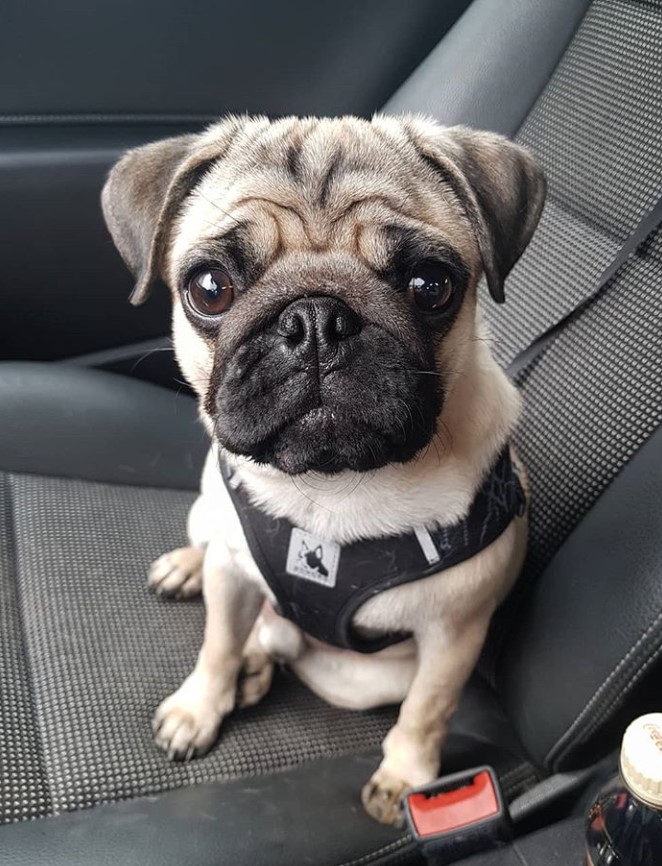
(285, 528, 340, 587)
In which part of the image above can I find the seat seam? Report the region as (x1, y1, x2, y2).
(552, 632, 662, 767)
(512, 841, 530, 866)
(334, 835, 413, 866)
(0, 112, 220, 126)
(581, 637, 662, 743)
(546, 606, 662, 766)
(509, 0, 594, 142)
(0, 466, 199, 494)
(542, 190, 634, 249)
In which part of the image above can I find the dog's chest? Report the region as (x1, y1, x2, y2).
(220, 450, 525, 653)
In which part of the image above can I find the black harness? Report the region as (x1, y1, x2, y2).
(223, 448, 525, 653)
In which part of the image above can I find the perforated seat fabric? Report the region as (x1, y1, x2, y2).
(491, 0, 662, 579)
(1, 0, 662, 863)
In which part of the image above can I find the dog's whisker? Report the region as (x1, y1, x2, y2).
(129, 344, 175, 375)
(289, 475, 334, 513)
(194, 188, 243, 226)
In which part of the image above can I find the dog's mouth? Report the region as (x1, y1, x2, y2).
(249, 405, 388, 474)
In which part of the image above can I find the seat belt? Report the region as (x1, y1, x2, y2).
(507, 192, 662, 380)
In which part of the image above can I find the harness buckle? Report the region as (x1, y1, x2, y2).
(403, 766, 512, 864)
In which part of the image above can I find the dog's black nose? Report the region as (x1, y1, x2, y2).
(277, 296, 362, 351)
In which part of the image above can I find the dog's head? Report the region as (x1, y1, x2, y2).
(102, 115, 545, 475)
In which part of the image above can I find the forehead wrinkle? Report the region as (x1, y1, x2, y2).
(329, 194, 418, 227)
(234, 195, 337, 252)
(180, 185, 285, 241)
(352, 216, 473, 278)
(179, 142, 475, 268)
(234, 194, 303, 220)
(354, 222, 388, 274)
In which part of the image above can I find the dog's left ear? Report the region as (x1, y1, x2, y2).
(101, 118, 245, 305)
(405, 119, 547, 303)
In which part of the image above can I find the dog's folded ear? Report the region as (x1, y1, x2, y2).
(101, 119, 243, 305)
(404, 118, 547, 303)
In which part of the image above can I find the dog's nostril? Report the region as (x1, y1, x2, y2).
(328, 310, 361, 342)
(278, 311, 306, 344)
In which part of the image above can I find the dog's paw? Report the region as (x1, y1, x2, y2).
(361, 769, 411, 827)
(152, 677, 231, 760)
(237, 652, 274, 709)
(148, 546, 204, 599)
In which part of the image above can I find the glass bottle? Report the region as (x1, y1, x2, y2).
(586, 713, 662, 865)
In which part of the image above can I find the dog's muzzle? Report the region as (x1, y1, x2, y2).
(212, 292, 440, 474)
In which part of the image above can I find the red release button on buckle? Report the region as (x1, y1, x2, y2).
(404, 766, 512, 865)
(408, 770, 499, 836)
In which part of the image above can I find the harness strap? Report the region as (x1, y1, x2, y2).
(507, 192, 662, 379)
(223, 448, 525, 652)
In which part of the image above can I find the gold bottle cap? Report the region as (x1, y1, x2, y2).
(620, 713, 662, 808)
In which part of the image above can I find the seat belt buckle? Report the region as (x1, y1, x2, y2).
(403, 766, 512, 865)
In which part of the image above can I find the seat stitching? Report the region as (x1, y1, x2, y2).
(583, 638, 662, 739)
(512, 842, 530, 866)
(544, 189, 633, 249)
(0, 112, 220, 126)
(546, 607, 662, 765)
(0, 465, 199, 493)
(556, 634, 662, 765)
(335, 835, 413, 866)
(548, 614, 662, 765)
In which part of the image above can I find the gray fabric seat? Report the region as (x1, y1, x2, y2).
(1, 0, 662, 864)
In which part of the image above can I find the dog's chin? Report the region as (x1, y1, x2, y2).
(220, 407, 432, 476)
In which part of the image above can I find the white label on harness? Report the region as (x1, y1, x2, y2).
(414, 527, 441, 565)
(285, 528, 340, 588)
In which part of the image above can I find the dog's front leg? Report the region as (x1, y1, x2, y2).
(153, 537, 264, 759)
(361, 609, 493, 826)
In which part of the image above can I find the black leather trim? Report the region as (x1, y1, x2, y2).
(462, 818, 584, 865)
(0, 0, 469, 121)
(63, 337, 188, 392)
(383, 0, 592, 137)
(0, 363, 207, 489)
(0, 775, 584, 866)
(0, 755, 405, 866)
(0, 125, 201, 361)
(499, 422, 662, 770)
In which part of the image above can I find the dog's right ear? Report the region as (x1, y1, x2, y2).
(101, 119, 243, 305)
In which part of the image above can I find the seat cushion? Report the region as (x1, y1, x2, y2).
(0, 363, 536, 865)
(0, 361, 208, 489)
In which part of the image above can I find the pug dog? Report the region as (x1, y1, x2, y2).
(102, 115, 545, 826)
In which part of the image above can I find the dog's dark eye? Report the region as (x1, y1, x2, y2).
(186, 269, 234, 317)
(408, 264, 454, 313)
